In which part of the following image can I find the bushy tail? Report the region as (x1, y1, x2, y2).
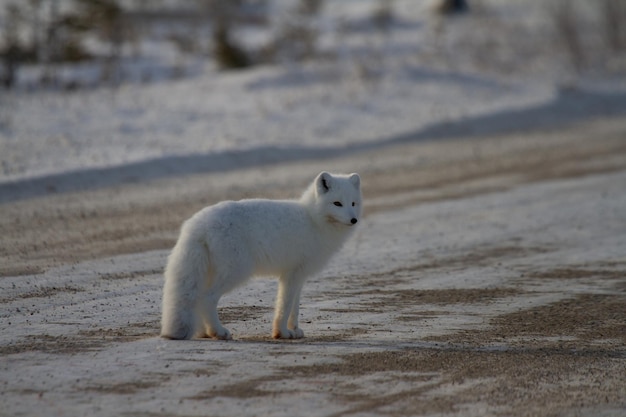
(161, 229, 210, 340)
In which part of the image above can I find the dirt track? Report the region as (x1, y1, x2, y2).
(1, 117, 626, 416)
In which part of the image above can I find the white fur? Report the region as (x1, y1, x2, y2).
(161, 171, 362, 340)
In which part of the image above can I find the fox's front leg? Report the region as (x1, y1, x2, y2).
(287, 290, 304, 339)
(272, 274, 305, 339)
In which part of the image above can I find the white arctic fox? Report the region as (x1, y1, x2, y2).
(161, 171, 362, 340)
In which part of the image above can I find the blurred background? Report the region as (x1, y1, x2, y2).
(1, 0, 625, 89)
(0, 0, 625, 191)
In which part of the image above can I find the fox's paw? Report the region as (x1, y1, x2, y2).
(272, 327, 304, 340)
(292, 327, 305, 339)
(209, 327, 232, 341)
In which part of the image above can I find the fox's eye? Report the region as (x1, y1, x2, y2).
(352, 202, 356, 207)
(333, 201, 343, 207)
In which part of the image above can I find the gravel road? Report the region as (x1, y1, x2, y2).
(1, 117, 625, 417)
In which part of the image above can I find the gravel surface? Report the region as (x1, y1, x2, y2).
(1, 117, 625, 417)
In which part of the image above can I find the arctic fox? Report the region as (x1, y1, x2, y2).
(161, 171, 362, 340)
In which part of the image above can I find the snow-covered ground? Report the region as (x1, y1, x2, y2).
(0, 65, 549, 182)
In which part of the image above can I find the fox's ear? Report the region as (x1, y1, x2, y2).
(349, 173, 360, 189)
(317, 171, 332, 194)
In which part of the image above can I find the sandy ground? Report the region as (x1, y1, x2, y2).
(1, 116, 626, 417)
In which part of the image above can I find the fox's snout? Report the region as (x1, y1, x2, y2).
(351, 218, 357, 225)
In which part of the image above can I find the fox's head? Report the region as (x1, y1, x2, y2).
(307, 171, 362, 228)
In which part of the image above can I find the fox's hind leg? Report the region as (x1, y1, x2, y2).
(198, 262, 252, 340)
(200, 291, 232, 340)
(287, 289, 304, 338)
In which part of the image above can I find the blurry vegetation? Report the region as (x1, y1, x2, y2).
(262, 0, 324, 64)
(547, 0, 626, 73)
(212, 23, 251, 70)
(548, 0, 585, 71)
(427, 0, 626, 76)
(599, 0, 626, 52)
(1, 0, 129, 88)
(68, 0, 126, 83)
(0, 4, 24, 88)
(371, 0, 395, 33)
(1, 0, 625, 89)
(432, 0, 469, 16)
(207, 0, 251, 70)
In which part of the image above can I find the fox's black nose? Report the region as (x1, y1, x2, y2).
(351, 218, 358, 225)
